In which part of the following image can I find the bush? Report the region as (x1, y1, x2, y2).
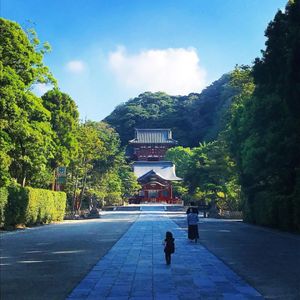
(5, 186, 29, 226)
(104, 192, 123, 206)
(4, 186, 66, 227)
(292, 171, 300, 231)
(243, 189, 299, 232)
(52, 191, 66, 221)
(0, 187, 9, 226)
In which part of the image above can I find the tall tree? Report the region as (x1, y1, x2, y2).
(42, 89, 79, 169)
(67, 122, 104, 211)
(227, 0, 300, 231)
(0, 18, 55, 187)
(0, 18, 55, 87)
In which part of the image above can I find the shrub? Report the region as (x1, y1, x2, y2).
(52, 191, 66, 221)
(4, 187, 66, 227)
(243, 189, 299, 232)
(292, 171, 300, 231)
(5, 186, 29, 226)
(0, 187, 9, 226)
(104, 192, 123, 206)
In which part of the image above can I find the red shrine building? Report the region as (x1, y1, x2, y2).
(129, 129, 182, 203)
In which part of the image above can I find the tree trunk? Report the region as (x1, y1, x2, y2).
(77, 171, 87, 213)
(52, 169, 56, 191)
(22, 176, 26, 187)
(72, 174, 79, 213)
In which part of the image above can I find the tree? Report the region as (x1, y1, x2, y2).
(105, 78, 238, 147)
(65, 121, 138, 210)
(0, 18, 55, 187)
(66, 122, 104, 212)
(8, 94, 54, 187)
(226, 0, 300, 231)
(41, 89, 79, 189)
(86, 122, 139, 207)
(0, 18, 55, 87)
(165, 146, 192, 178)
(165, 142, 240, 210)
(165, 146, 192, 202)
(184, 141, 241, 211)
(0, 71, 55, 187)
(119, 164, 141, 200)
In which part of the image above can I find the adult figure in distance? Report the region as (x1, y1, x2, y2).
(187, 207, 199, 242)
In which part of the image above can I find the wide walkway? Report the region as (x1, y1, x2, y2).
(67, 213, 263, 300)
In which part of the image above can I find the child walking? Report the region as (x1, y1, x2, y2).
(164, 231, 175, 265)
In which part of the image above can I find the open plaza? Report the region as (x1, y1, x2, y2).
(1, 205, 300, 300)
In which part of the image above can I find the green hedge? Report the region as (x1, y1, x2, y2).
(4, 186, 66, 227)
(243, 189, 299, 232)
(292, 172, 300, 231)
(0, 187, 9, 226)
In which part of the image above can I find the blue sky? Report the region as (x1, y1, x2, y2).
(1, 0, 286, 121)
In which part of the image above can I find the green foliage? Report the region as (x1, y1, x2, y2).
(227, 0, 300, 231)
(105, 76, 237, 147)
(4, 186, 66, 227)
(2, 11, 299, 234)
(4, 186, 28, 226)
(165, 146, 192, 178)
(187, 141, 241, 210)
(88, 121, 122, 174)
(0, 125, 12, 186)
(87, 159, 140, 207)
(119, 164, 141, 199)
(0, 18, 136, 217)
(66, 122, 104, 210)
(165, 146, 192, 202)
(0, 187, 8, 226)
(0, 18, 55, 188)
(97, 171, 123, 206)
(166, 141, 241, 210)
(292, 170, 300, 230)
(42, 89, 79, 168)
(7, 97, 55, 187)
(0, 18, 55, 87)
(66, 121, 137, 210)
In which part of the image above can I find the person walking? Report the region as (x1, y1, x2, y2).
(164, 231, 175, 265)
(187, 207, 199, 242)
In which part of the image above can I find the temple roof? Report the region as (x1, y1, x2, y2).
(132, 161, 182, 181)
(129, 129, 177, 144)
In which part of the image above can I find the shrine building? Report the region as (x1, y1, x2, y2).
(129, 129, 182, 203)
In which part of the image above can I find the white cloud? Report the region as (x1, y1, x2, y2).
(108, 47, 206, 95)
(65, 60, 86, 73)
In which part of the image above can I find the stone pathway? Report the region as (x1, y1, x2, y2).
(67, 213, 263, 300)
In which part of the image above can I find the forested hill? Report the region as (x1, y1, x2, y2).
(104, 74, 237, 147)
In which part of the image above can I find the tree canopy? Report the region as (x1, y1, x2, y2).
(226, 0, 300, 231)
(105, 75, 237, 147)
(0, 18, 138, 209)
(1, 1, 299, 232)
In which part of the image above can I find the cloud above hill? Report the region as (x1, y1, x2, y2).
(65, 60, 86, 74)
(108, 47, 207, 95)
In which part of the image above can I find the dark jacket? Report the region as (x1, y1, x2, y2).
(164, 237, 175, 254)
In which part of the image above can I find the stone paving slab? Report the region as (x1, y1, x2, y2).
(67, 214, 263, 300)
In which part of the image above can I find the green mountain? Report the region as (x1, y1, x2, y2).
(104, 74, 237, 147)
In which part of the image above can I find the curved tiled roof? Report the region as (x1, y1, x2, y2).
(132, 161, 182, 181)
(129, 129, 177, 144)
